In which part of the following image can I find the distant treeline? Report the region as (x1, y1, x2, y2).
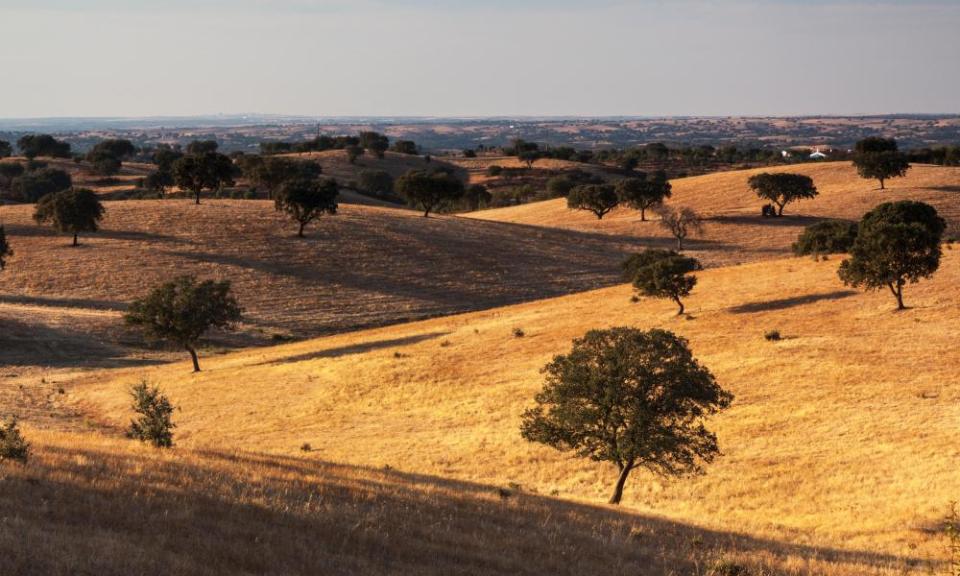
(259, 132, 419, 156)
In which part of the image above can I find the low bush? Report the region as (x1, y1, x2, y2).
(0, 417, 30, 464)
(792, 220, 858, 257)
(127, 380, 176, 448)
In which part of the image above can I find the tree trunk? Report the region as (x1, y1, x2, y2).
(423, 206, 431, 218)
(609, 463, 633, 505)
(72, 233, 78, 247)
(777, 203, 785, 216)
(889, 281, 905, 310)
(640, 207, 647, 222)
(674, 295, 685, 316)
(187, 346, 201, 372)
(195, 190, 201, 205)
(879, 178, 886, 191)
(298, 222, 305, 238)
(677, 235, 683, 250)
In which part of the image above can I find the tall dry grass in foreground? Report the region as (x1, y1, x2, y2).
(0, 429, 935, 576)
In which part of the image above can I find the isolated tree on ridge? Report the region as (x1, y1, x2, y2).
(274, 177, 339, 237)
(838, 200, 945, 310)
(623, 249, 702, 315)
(852, 137, 910, 190)
(33, 188, 105, 247)
(520, 327, 732, 505)
(747, 172, 818, 216)
(567, 184, 619, 219)
(173, 151, 236, 204)
(125, 275, 242, 372)
(616, 171, 672, 221)
(16, 134, 71, 159)
(359, 131, 389, 159)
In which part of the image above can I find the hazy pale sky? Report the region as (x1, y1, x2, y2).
(1, 0, 958, 118)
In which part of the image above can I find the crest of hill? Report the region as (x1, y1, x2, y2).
(49, 253, 960, 574)
(467, 162, 960, 265)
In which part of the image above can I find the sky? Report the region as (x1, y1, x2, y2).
(1, 0, 958, 118)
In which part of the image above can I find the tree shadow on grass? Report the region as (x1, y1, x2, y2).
(10, 443, 924, 576)
(707, 214, 825, 227)
(728, 290, 857, 314)
(254, 331, 450, 366)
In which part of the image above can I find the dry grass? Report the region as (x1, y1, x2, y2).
(0, 199, 653, 368)
(0, 428, 932, 576)
(44, 251, 960, 573)
(467, 162, 960, 267)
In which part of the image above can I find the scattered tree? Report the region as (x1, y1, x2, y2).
(274, 177, 339, 237)
(567, 184, 619, 219)
(0, 417, 30, 464)
(520, 327, 732, 505)
(358, 169, 394, 196)
(242, 156, 321, 199)
(623, 249, 702, 315)
(392, 140, 418, 155)
(86, 139, 137, 176)
(838, 200, 945, 310)
(345, 145, 364, 164)
(0, 140, 12, 158)
(173, 151, 236, 204)
(127, 380, 175, 448)
(0, 226, 11, 270)
(656, 205, 703, 250)
(125, 275, 242, 372)
(792, 220, 858, 257)
(143, 170, 174, 195)
(463, 183, 492, 211)
(186, 140, 219, 155)
(852, 137, 911, 190)
(0, 162, 25, 195)
(546, 175, 574, 198)
(359, 131, 389, 159)
(616, 171, 672, 221)
(747, 172, 818, 216)
(17, 134, 71, 159)
(395, 170, 465, 217)
(33, 188, 105, 246)
(11, 167, 72, 202)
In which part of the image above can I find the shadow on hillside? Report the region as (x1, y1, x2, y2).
(729, 290, 857, 314)
(256, 331, 450, 366)
(708, 214, 824, 227)
(4, 442, 926, 576)
(931, 185, 960, 193)
(0, 294, 127, 312)
(3, 222, 184, 244)
(0, 316, 162, 369)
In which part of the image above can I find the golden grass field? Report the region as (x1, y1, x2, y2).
(468, 161, 960, 266)
(2, 160, 959, 574)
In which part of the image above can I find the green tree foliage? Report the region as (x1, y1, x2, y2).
(0, 162, 25, 195)
(359, 131, 389, 159)
(546, 175, 574, 198)
(852, 137, 910, 190)
(520, 327, 732, 504)
(747, 172, 818, 216)
(17, 134, 71, 159)
(567, 184, 619, 219)
(86, 139, 137, 176)
(358, 169, 394, 196)
(173, 151, 236, 204)
(0, 226, 12, 270)
(391, 140, 418, 155)
(143, 170, 174, 195)
(0, 417, 30, 465)
(623, 249, 702, 315)
(125, 275, 242, 372)
(0, 140, 12, 158)
(463, 183, 492, 211)
(838, 200, 945, 310)
(127, 380, 176, 448)
(241, 156, 322, 199)
(616, 171, 672, 221)
(11, 167, 72, 202)
(345, 145, 364, 165)
(656, 205, 703, 250)
(792, 220, 858, 257)
(186, 140, 219, 155)
(153, 145, 184, 173)
(274, 177, 339, 237)
(33, 188, 105, 246)
(396, 170, 465, 217)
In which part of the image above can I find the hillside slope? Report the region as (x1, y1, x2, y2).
(60, 252, 960, 570)
(467, 162, 960, 266)
(0, 199, 651, 368)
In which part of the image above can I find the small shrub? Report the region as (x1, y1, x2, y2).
(0, 417, 30, 464)
(764, 330, 781, 341)
(707, 559, 752, 576)
(440, 340, 451, 347)
(127, 380, 175, 448)
(512, 327, 525, 338)
(300, 442, 312, 452)
(487, 165, 503, 176)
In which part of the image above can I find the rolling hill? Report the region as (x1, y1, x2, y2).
(43, 252, 960, 574)
(467, 162, 960, 267)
